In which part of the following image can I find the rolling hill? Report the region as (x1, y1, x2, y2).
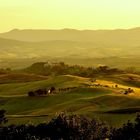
(1, 37, 139, 59)
(0, 73, 140, 126)
(0, 28, 140, 57)
(0, 73, 48, 84)
(0, 28, 140, 126)
(0, 28, 140, 70)
(0, 37, 140, 70)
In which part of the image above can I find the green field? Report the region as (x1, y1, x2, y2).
(0, 73, 140, 127)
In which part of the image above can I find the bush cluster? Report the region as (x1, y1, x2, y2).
(1, 110, 140, 140)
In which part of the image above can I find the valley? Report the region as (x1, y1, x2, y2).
(0, 67, 139, 127)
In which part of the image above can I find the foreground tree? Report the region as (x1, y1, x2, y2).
(0, 110, 8, 125)
(110, 114, 140, 140)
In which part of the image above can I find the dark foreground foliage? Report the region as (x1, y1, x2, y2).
(0, 113, 109, 140)
(1, 111, 140, 140)
(110, 114, 140, 140)
(0, 110, 8, 125)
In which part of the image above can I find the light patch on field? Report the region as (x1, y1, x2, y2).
(95, 80, 140, 97)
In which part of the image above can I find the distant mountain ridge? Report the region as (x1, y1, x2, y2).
(0, 27, 140, 43)
(0, 28, 140, 69)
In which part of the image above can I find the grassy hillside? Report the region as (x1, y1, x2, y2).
(0, 73, 48, 84)
(0, 75, 89, 96)
(0, 74, 140, 127)
(106, 74, 140, 88)
(1, 87, 140, 127)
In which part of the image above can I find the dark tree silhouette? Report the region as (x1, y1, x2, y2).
(50, 87, 56, 93)
(0, 110, 8, 125)
(28, 91, 35, 97)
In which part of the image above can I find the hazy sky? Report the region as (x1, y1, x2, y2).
(1, 0, 140, 32)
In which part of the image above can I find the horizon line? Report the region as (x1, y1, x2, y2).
(1, 26, 140, 33)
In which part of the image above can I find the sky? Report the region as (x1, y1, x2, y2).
(0, 0, 140, 32)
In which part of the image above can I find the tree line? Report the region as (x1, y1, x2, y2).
(28, 86, 77, 97)
(1, 110, 140, 140)
(23, 62, 123, 77)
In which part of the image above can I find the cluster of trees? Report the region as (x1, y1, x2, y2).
(110, 114, 140, 140)
(28, 87, 55, 97)
(23, 62, 123, 77)
(123, 88, 134, 95)
(1, 110, 140, 140)
(28, 86, 78, 97)
(0, 110, 8, 125)
(58, 87, 77, 92)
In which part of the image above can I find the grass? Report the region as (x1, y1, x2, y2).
(0, 73, 48, 84)
(0, 75, 88, 96)
(0, 87, 111, 114)
(102, 73, 140, 88)
(0, 74, 140, 127)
